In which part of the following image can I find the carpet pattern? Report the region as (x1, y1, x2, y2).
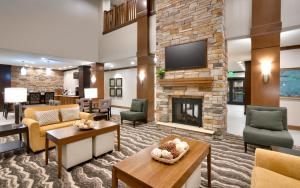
(0, 122, 255, 188)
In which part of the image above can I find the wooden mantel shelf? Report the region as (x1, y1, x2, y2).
(158, 77, 213, 87)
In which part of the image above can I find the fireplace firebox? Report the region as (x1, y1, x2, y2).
(172, 98, 202, 127)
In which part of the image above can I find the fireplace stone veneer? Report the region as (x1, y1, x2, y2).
(155, 0, 227, 136)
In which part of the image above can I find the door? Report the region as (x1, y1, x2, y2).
(0, 65, 11, 111)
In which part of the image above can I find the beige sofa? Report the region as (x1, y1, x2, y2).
(22, 104, 92, 152)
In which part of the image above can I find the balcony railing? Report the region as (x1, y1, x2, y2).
(103, 0, 137, 34)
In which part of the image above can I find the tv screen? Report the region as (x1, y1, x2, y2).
(165, 40, 207, 70)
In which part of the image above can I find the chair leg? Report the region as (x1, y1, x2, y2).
(244, 142, 247, 153)
(121, 119, 123, 124)
(133, 121, 136, 128)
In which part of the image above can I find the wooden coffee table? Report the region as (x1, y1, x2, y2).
(45, 120, 120, 178)
(112, 135, 211, 188)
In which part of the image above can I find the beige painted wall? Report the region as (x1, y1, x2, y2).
(280, 49, 300, 127)
(104, 68, 137, 107)
(0, 0, 100, 62)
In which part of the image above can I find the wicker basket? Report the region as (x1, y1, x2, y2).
(151, 145, 189, 164)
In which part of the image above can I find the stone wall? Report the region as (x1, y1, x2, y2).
(11, 66, 64, 92)
(156, 0, 227, 135)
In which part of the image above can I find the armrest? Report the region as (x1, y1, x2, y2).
(22, 118, 39, 131)
(80, 112, 93, 120)
(255, 148, 300, 180)
(22, 118, 40, 150)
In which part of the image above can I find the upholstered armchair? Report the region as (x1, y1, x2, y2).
(120, 99, 148, 127)
(98, 99, 111, 117)
(243, 105, 294, 152)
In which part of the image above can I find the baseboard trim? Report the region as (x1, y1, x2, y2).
(111, 105, 130, 109)
(288, 125, 300, 131)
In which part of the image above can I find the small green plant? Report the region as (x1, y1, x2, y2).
(157, 68, 165, 79)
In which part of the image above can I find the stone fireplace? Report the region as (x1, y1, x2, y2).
(155, 0, 227, 136)
(172, 97, 203, 127)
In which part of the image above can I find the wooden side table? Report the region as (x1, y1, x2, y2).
(0, 124, 29, 154)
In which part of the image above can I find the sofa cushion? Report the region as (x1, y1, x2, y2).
(251, 167, 300, 188)
(39, 121, 76, 137)
(243, 126, 294, 148)
(60, 107, 80, 122)
(250, 110, 284, 131)
(130, 100, 143, 112)
(35, 110, 60, 126)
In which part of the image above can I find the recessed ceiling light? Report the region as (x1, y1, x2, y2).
(110, 64, 114, 68)
(130, 61, 135, 65)
(41, 57, 47, 61)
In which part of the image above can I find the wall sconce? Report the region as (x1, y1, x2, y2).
(91, 75, 96, 84)
(46, 68, 51, 76)
(139, 70, 145, 84)
(261, 60, 272, 83)
(20, 67, 27, 76)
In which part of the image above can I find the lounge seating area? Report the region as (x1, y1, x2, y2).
(0, 0, 300, 187)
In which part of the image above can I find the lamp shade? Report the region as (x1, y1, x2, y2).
(84, 88, 98, 99)
(4, 88, 27, 103)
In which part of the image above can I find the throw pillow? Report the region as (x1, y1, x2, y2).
(250, 110, 284, 131)
(130, 100, 143, 112)
(35, 110, 60, 126)
(60, 107, 80, 122)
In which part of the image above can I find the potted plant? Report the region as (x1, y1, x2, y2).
(157, 68, 166, 79)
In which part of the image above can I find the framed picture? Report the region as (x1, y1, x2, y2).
(116, 88, 122, 97)
(116, 78, 123, 87)
(110, 88, 116, 97)
(280, 67, 300, 97)
(109, 78, 115, 87)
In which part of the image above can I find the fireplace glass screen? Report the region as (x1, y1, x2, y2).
(172, 98, 202, 127)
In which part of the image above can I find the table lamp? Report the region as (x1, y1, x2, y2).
(4, 88, 27, 124)
(84, 88, 98, 113)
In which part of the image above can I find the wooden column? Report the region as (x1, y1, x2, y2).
(78, 65, 91, 98)
(90, 63, 104, 99)
(136, 0, 155, 121)
(244, 61, 251, 113)
(0, 65, 11, 110)
(250, 0, 281, 107)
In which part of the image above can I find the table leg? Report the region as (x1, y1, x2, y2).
(112, 166, 118, 188)
(45, 135, 49, 165)
(19, 133, 22, 148)
(26, 129, 30, 153)
(207, 146, 211, 188)
(117, 126, 120, 151)
(57, 144, 62, 178)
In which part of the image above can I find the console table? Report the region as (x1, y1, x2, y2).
(45, 121, 120, 178)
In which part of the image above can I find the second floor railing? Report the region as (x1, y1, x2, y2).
(103, 0, 137, 34)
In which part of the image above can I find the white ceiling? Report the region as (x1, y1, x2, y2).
(104, 56, 137, 70)
(228, 28, 300, 71)
(0, 48, 137, 71)
(0, 48, 94, 70)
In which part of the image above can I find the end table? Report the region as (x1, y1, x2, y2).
(0, 124, 29, 154)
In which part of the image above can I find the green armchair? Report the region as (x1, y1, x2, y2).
(243, 105, 294, 152)
(120, 99, 148, 127)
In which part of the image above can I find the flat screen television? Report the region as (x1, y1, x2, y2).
(165, 40, 207, 70)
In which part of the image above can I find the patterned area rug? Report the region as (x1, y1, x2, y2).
(0, 122, 255, 188)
